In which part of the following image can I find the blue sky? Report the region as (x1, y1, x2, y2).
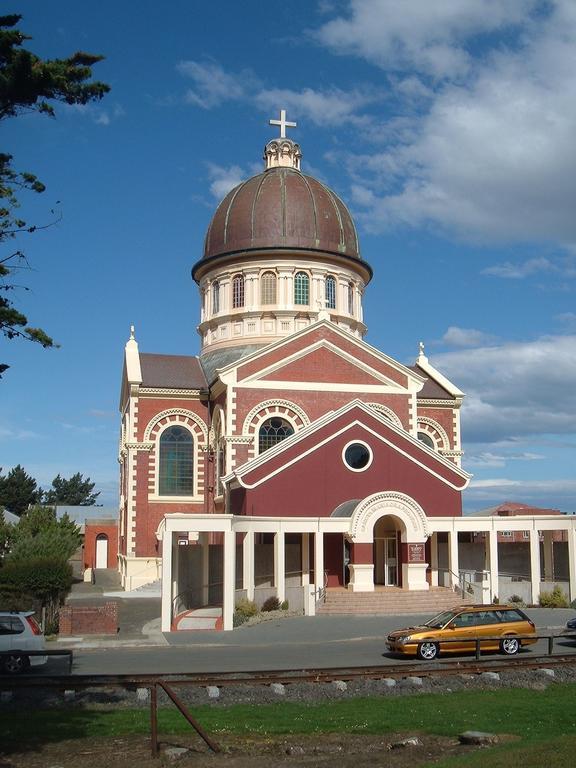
(1, 0, 575, 512)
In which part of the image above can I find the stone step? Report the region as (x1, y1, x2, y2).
(317, 588, 473, 615)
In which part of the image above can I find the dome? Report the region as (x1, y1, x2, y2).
(194, 166, 363, 278)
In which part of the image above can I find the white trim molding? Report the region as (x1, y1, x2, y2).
(350, 491, 429, 543)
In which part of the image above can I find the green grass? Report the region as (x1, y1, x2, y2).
(1, 684, 576, 766)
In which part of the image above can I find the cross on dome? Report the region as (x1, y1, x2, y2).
(269, 109, 297, 139)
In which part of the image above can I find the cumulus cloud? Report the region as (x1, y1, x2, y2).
(177, 60, 252, 108)
(314, 0, 538, 78)
(441, 326, 496, 348)
(205, 163, 247, 199)
(319, 2, 576, 250)
(177, 59, 379, 129)
(431, 334, 576, 444)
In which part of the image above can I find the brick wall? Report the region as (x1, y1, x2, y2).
(59, 602, 118, 636)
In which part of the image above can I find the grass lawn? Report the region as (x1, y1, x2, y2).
(1, 684, 576, 766)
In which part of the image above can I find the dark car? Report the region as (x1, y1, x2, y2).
(562, 616, 576, 638)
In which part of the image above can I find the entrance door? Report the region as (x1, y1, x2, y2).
(384, 537, 398, 585)
(374, 536, 398, 586)
(95, 534, 108, 568)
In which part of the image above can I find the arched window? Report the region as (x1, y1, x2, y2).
(347, 282, 354, 315)
(417, 432, 435, 450)
(261, 271, 277, 305)
(159, 426, 194, 495)
(212, 280, 220, 314)
(258, 417, 294, 453)
(294, 272, 309, 305)
(325, 275, 336, 309)
(232, 274, 244, 308)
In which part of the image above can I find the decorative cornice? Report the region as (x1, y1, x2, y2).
(139, 387, 206, 397)
(418, 398, 459, 408)
(440, 449, 464, 457)
(224, 435, 253, 444)
(125, 441, 154, 451)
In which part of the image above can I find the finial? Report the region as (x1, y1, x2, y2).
(269, 109, 297, 139)
(417, 340, 428, 364)
(419, 341, 425, 356)
(130, 324, 135, 341)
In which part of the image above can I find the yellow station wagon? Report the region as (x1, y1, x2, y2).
(387, 604, 537, 660)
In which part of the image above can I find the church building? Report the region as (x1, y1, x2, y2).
(115, 112, 576, 631)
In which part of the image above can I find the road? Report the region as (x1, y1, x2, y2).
(37, 609, 576, 676)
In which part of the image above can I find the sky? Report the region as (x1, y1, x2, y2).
(1, 0, 575, 513)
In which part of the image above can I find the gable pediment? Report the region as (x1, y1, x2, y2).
(240, 339, 406, 390)
(224, 322, 423, 392)
(229, 400, 470, 492)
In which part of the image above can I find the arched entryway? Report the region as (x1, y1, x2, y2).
(348, 492, 430, 592)
(373, 516, 400, 586)
(95, 534, 109, 569)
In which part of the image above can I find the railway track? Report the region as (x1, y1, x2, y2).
(3, 652, 576, 690)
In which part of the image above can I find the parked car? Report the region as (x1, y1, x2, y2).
(0, 611, 47, 674)
(562, 616, 576, 638)
(387, 604, 537, 660)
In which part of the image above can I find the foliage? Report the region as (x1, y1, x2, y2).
(261, 596, 281, 612)
(0, 556, 72, 628)
(0, 13, 109, 376)
(0, 463, 39, 513)
(43, 472, 100, 506)
(280, 600, 289, 610)
(7, 504, 81, 561)
(0, 507, 14, 557)
(538, 585, 569, 608)
(508, 594, 525, 606)
(233, 597, 258, 626)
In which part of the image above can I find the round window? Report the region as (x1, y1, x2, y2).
(343, 441, 372, 471)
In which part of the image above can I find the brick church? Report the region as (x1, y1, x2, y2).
(110, 113, 576, 632)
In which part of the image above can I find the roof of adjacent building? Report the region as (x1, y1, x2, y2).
(196, 166, 367, 272)
(472, 501, 564, 517)
(139, 353, 207, 390)
(409, 364, 455, 399)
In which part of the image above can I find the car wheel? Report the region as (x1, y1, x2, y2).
(500, 636, 520, 655)
(417, 641, 439, 661)
(1, 653, 30, 675)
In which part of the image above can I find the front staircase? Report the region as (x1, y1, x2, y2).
(317, 586, 474, 615)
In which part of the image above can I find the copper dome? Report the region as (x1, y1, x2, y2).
(198, 167, 361, 269)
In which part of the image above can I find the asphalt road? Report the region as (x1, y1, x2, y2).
(37, 609, 576, 676)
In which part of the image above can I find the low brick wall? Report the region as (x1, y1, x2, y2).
(59, 602, 118, 636)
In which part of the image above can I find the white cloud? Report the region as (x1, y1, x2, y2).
(206, 163, 247, 200)
(441, 326, 496, 347)
(314, 0, 538, 78)
(482, 257, 554, 279)
(465, 451, 545, 469)
(0, 427, 42, 441)
(321, 2, 576, 250)
(177, 60, 251, 108)
(431, 334, 576, 444)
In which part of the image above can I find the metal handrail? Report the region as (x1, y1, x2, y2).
(436, 567, 476, 599)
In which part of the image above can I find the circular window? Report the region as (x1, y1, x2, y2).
(343, 441, 372, 472)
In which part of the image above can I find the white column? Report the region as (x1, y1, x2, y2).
(487, 530, 499, 602)
(301, 533, 310, 586)
(543, 530, 554, 581)
(314, 531, 324, 596)
(568, 527, 576, 602)
(201, 533, 210, 605)
(529, 529, 541, 605)
(161, 531, 173, 632)
(243, 531, 255, 600)
(222, 530, 236, 631)
(274, 531, 286, 603)
(448, 530, 459, 589)
(429, 533, 439, 587)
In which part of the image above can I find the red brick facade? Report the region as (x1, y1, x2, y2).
(59, 602, 118, 636)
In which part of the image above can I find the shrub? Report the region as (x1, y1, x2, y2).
(233, 598, 258, 628)
(509, 594, 524, 604)
(0, 557, 73, 629)
(539, 585, 569, 608)
(280, 600, 289, 611)
(261, 596, 280, 612)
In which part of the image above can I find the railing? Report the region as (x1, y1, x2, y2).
(0, 648, 73, 674)
(315, 570, 329, 605)
(437, 568, 478, 600)
(399, 632, 558, 661)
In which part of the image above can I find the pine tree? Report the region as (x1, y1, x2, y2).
(0, 464, 39, 514)
(43, 472, 100, 506)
